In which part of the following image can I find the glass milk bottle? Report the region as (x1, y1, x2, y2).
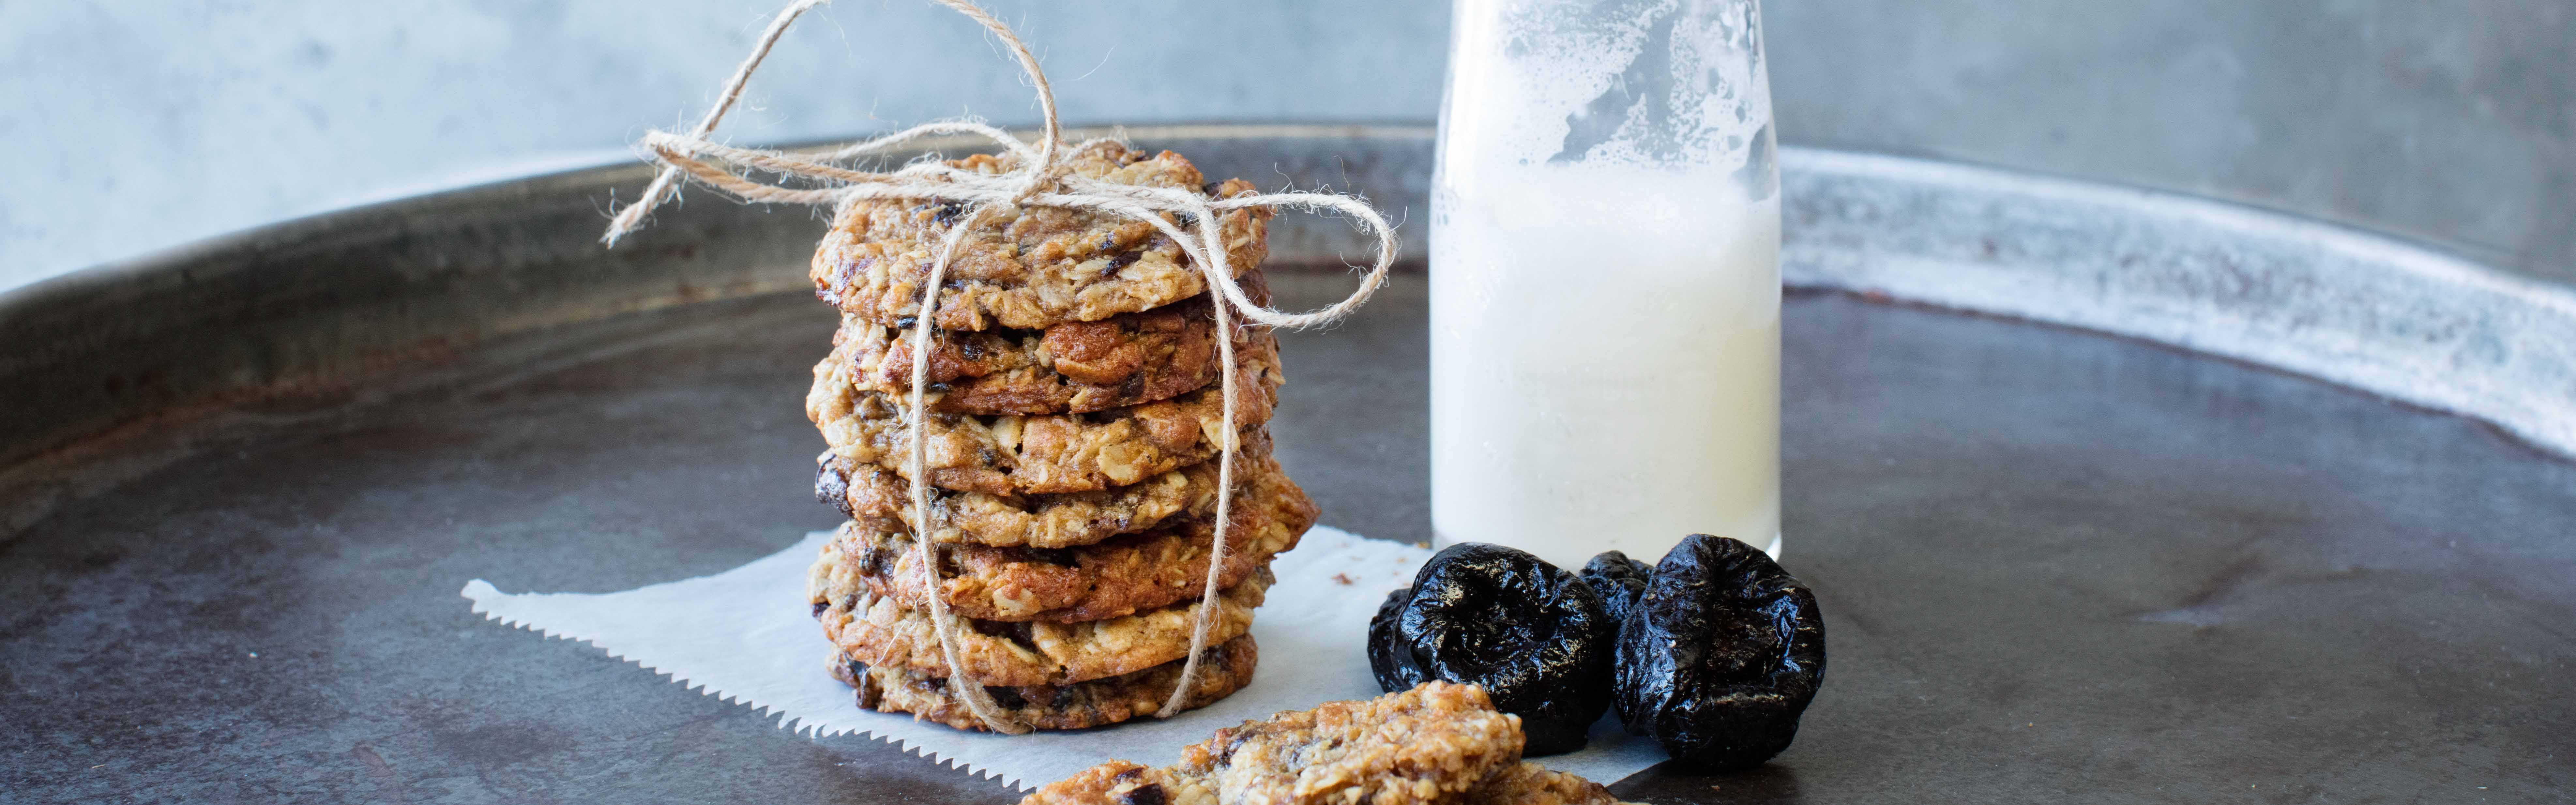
(1430, 0, 1782, 569)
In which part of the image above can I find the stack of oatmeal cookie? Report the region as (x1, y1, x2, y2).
(802, 141, 1317, 731)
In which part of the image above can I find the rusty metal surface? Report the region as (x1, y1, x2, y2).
(3, 127, 2571, 802)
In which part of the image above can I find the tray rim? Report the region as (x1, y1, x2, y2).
(5, 122, 2571, 464)
(1779, 145, 2576, 461)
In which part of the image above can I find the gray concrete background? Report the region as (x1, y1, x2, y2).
(3, 1, 2569, 292)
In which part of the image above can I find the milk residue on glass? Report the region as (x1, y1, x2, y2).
(1431, 0, 1781, 570)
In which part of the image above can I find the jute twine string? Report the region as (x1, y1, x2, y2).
(599, 0, 1395, 734)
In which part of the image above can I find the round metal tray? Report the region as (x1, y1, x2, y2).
(4, 126, 2569, 802)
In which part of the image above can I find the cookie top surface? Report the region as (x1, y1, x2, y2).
(1019, 683, 1580, 805)
(827, 459, 1313, 622)
(834, 270, 1273, 416)
(1016, 760, 1630, 805)
(813, 557, 1270, 687)
(1019, 762, 1210, 805)
(811, 141, 1273, 332)
(832, 633, 1257, 733)
(1178, 681, 1526, 805)
(809, 336, 1283, 496)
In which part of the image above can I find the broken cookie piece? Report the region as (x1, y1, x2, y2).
(1019, 682, 1637, 805)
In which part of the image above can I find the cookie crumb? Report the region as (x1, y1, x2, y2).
(1332, 573, 1354, 585)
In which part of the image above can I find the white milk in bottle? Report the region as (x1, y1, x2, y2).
(1430, 0, 1781, 570)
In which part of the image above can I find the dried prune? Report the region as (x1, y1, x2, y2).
(1614, 535, 1826, 770)
(1368, 543, 1614, 755)
(1579, 551, 1652, 630)
(1367, 586, 1413, 691)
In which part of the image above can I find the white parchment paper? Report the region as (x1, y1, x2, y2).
(459, 526, 1665, 791)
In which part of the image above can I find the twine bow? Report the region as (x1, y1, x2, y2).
(601, 0, 1395, 734)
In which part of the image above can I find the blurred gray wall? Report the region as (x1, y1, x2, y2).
(3, 1, 2568, 292)
(1768, 1, 2576, 286)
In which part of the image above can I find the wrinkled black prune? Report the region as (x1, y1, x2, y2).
(1368, 543, 1615, 755)
(1367, 586, 1414, 691)
(1579, 551, 1653, 629)
(1614, 535, 1826, 770)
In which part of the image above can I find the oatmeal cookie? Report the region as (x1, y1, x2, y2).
(1459, 762, 1631, 805)
(1176, 681, 1525, 805)
(1020, 761, 1627, 805)
(818, 439, 1212, 548)
(817, 431, 1286, 548)
(825, 464, 1314, 622)
(809, 338, 1283, 496)
(812, 563, 1270, 687)
(829, 634, 1257, 732)
(1020, 684, 1632, 805)
(1020, 762, 1214, 805)
(812, 140, 1273, 331)
(834, 270, 1274, 416)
